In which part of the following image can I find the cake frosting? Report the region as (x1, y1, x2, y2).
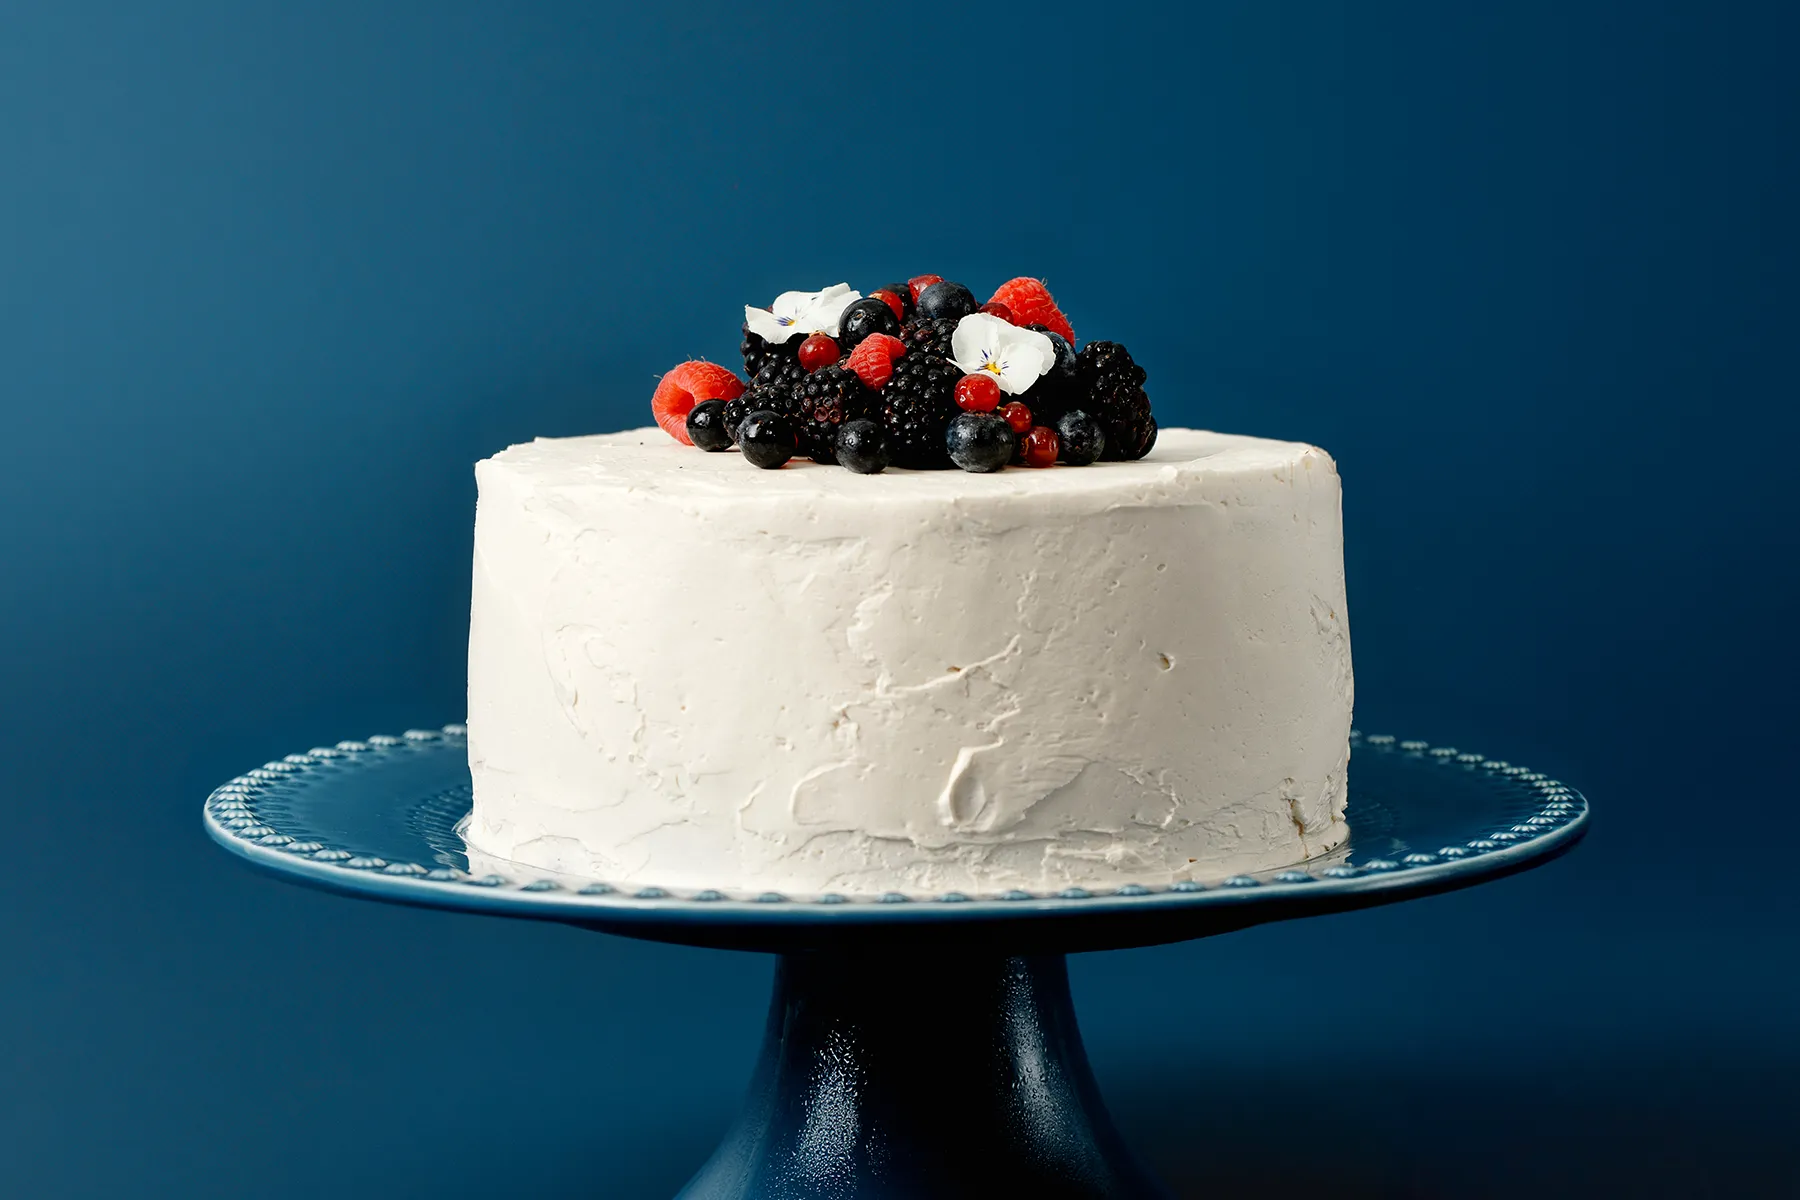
(464, 426, 1353, 896)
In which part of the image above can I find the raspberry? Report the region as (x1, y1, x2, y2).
(846, 333, 905, 390)
(907, 274, 942, 301)
(954, 373, 1001, 413)
(798, 333, 840, 372)
(988, 278, 1074, 345)
(652, 361, 746, 445)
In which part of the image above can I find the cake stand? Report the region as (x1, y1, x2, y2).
(204, 727, 1587, 1199)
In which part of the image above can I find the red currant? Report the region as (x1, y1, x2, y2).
(1001, 401, 1033, 434)
(1022, 425, 1059, 468)
(907, 274, 943, 301)
(954, 373, 1002, 413)
(797, 333, 840, 372)
(979, 301, 1014, 323)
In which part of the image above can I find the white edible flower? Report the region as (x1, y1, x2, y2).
(949, 313, 1055, 395)
(743, 283, 862, 343)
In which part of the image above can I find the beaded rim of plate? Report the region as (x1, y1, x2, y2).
(203, 726, 1587, 912)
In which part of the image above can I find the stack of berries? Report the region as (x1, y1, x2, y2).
(650, 277, 1156, 474)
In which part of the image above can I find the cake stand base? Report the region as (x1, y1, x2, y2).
(204, 727, 1587, 1199)
(682, 953, 1163, 1200)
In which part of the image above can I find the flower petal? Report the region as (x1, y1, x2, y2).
(769, 289, 824, 319)
(949, 314, 1054, 393)
(797, 283, 862, 335)
(745, 305, 801, 343)
(996, 332, 1052, 394)
(950, 312, 1007, 376)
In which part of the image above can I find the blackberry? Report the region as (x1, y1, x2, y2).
(741, 324, 800, 378)
(900, 316, 958, 361)
(1076, 340, 1155, 460)
(880, 353, 961, 469)
(792, 364, 875, 463)
(725, 357, 808, 441)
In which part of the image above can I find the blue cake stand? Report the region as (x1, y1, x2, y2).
(204, 726, 1587, 1199)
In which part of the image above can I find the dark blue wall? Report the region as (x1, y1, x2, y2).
(2, 1, 1795, 1195)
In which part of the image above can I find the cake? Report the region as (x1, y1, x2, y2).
(463, 276, 1353, 896)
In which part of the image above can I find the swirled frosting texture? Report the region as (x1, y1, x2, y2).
(465, 427, 1352, 896)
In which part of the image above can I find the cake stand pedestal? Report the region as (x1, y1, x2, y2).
(204, 728, 1587, 1199)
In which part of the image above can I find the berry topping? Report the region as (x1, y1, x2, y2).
(798, 333, 840, 372)
(1054, 409, 1106, 465)
(652, 361, 747, 445)
(686, 399, 733, 451)
(837, 296, 904, 350)
(916, 280, 977, 321)
(698, 272, 1151, 473)
(946, 411, 1016, 473)
(880, 353, 961, 469)
(988, 277, 1074, 346)
(1076, 340, 1155, 460)
(846, 333, 906, 390)
(1021, 425, 1059, 468)
(954, 372, 1002, 413)
(738, 411, 797, 469)
(835, 418, 891, 475)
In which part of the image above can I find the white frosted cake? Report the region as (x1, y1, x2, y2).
(464, 426, 1353, 896)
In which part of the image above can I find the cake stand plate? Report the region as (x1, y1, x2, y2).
(204, 727, 1587, 1199)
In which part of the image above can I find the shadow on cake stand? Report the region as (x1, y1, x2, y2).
(203, 727, 1587, 1199)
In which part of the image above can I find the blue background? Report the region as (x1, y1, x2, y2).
(2, 1, 1796, 1195)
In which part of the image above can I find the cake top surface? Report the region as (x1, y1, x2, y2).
(482, 426, 1333, 503)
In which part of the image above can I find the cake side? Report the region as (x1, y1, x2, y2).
(465, 426, 1352, 895)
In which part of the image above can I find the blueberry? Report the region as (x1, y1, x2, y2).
(837, 297, 903, 349)
(916, 280, 977, 321)
(738, 411, 796, 469)
(1054, 410, 1106, 465)
(946, 411, 1015, 472)
(835, 419, 890, 474)
(1029, 325, 1078, 382)
(686, 399, 733, 452)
